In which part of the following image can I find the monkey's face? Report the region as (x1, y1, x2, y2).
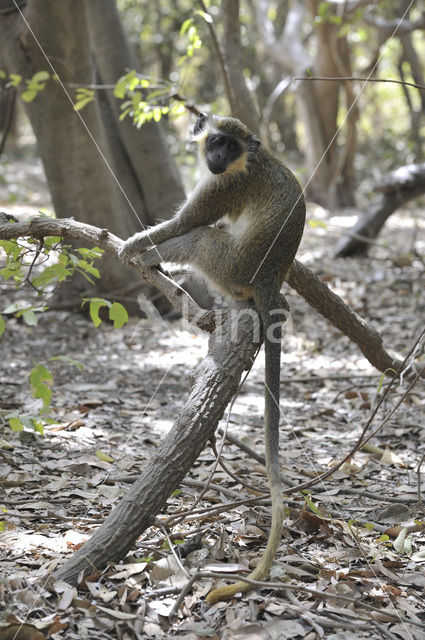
(205, 133, 242, 175)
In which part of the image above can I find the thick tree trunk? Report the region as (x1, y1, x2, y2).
(220, 0, 261, 136)
(0, 0, 184, 302)
(85, 0, 185, 224)
(256, 0, 358, 207)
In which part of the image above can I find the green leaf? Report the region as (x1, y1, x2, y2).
(96, 450, 115, 463)
(0, 239, 21, 259)
(76, 246, 103, 259)
(50, 355, 84, 370)
(77, 259, 100, 278)
(82, 297, 110, 328)
(32, 262, 71, 287)
(304, 494, 325, 518)
(31, 419, 44, 435)
(21, 89, 38, 102)
(32, 71, 50, 82)
(74, 96, 94, 111)
(8, 73, 22, 87)
(21, 308, 38, 326)
(43, 236, 62, 249)
(29, 363, 53, 409)
(0, 264, 22, 281)
(194, 9, 213, 23)
(90, 302, 103, 327)
(109, 302, 128, 329)
(0, 315, 5, 336)
(119, 107, 132, 121)
(170, 103, 185, 118)
(180, 18, 193, 36)
(377, 369, 396, 393)
(308, 219, 328, 229)
(114, 71, 137, 98)
(153, 107, 162, 122)
(9, 416, 23, 432)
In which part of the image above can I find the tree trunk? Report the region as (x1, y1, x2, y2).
(256, 0, 358, 207)
(0, 0, 184, 303)
(220, 0, 261, 135)
(85, 0, 185, 224)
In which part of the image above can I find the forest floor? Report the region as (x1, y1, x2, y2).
(0, 164, 425, 639)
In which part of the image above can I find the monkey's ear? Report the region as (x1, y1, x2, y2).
(249, 135, 261, 151)
(194, 112, 208, 136)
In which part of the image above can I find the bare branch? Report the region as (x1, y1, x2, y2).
(0, 216, 216, 332)
(295, 75, 425, 91)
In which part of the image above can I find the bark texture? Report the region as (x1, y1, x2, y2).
(53, 308, 259, 585)
(0, 0, 184, 299)
(288, 261, 403, 373)
(256, 0, 358, 207)
(220, 0, 260, 135)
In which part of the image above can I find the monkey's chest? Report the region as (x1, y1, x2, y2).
(221, 211, 251, 239)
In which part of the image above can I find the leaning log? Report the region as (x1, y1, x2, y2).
(334, 162, 425, 257)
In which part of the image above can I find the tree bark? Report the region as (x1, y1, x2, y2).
(0, 0, 184, 301)
(85, 0, 185, 224)
(220, 0, 261, 135)
(53, 305, 260, 586)
(256, 0, 358, 207)
(287, 261, 402, 374)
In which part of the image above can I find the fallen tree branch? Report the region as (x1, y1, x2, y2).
(333, 163, 425, 257)
(0, 215, 412, 584)
(287, 260, 404, 374)
(52, 305, 260, 585)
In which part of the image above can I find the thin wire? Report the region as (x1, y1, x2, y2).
(7, 3, 174, 636)
(8, 2, 417, 636)
(11, 2, 146, 230)
(250, 0, 416, 284)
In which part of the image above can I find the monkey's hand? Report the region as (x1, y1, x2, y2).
(118, 231, 156, 263)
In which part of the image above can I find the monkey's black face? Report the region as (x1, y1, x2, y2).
(205, 133, 242, 175)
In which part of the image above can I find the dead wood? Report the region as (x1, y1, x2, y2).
(0, 215, 409, 584)
(288, 260, 404, 374)
(334, 163, 425, 257)
(52, 307, 260, 585)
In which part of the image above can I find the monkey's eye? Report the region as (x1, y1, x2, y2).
(206, 135, 224, 150)
(228, 140, 238, 153)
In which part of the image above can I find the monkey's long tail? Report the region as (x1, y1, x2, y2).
(206, 279, 284, 604)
